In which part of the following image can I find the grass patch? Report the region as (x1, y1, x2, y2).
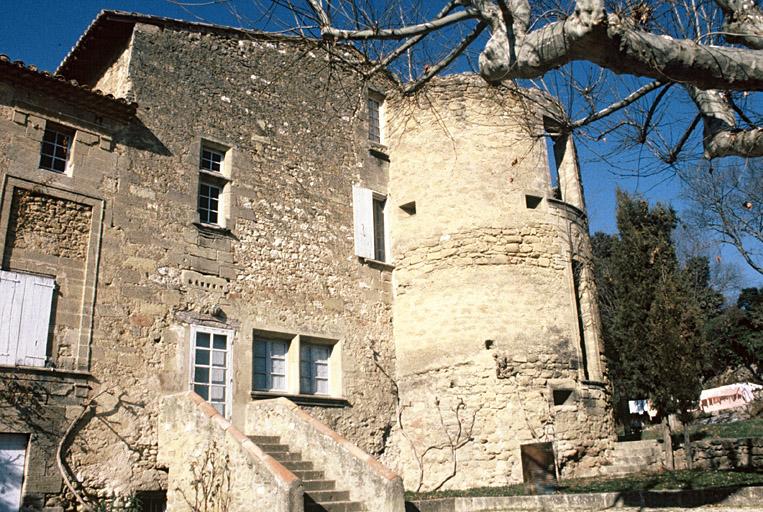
(637, 418, 763, 445)
(405, 469, 763, 501)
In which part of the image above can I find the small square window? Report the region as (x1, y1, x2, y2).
(300, 343, 331, 395)
(201, 147, 224, 173)
(39, 123, 74, 173)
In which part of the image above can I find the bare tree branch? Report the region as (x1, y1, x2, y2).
(571, 80, 663, 129)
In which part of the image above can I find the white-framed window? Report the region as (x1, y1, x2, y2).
(300, 343, 331, 395)
(0, 269, 55, 367)
(201, 147, 225, 173)
(251, 332, 341, 398)
(39, 123, 74, 173)
(368, 93, 383, 144)
(197, 142, 230, 227)
(197, 179, 222, 225)
(353, 185, 389, 263)
(253, 338, 289, 391)
(190, 325, 233, 417)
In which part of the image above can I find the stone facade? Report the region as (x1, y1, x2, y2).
(0, 10, 614, 510)
(383, 76, 613, 490)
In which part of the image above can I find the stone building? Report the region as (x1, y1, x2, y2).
(0, 10, 614, 511)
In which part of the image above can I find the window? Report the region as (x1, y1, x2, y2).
(352, 185, 389, 263)
(253, 338, 288, 391)
(39, 123, 74, 173)
(197, 143, 230, 227)
(0, 270, 55, 367)
(372, 197, 386, 261)
(197, 179, 222, 225)
(300, 343, 331, 395)
(201, 147, 224, 173)
(251, 332, 341, 400)
(190, 327, 232, 416)
(135, 491, 167, 512)
(368, 92, 384, 144)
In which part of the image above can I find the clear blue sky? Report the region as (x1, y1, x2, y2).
(2, 0, 760, 290)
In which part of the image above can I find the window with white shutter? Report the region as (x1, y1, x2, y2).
(300, 343, 331, 395)
(253, 338, 289, 391)
(353, 185, 388, 262)
(0, 270, 55, 367)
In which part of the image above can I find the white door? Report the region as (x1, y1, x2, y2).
(0, 434, 27, 512)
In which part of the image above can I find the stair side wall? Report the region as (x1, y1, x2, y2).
(247, 398, 405, 512)
(160, 392, 303, 512)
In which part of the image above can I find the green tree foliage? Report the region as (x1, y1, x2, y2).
(592, 191, 712, 427)
(705, 287, 763, 382)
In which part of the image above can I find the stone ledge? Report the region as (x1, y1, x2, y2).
(250, 391, 350, 408)
(406, 485, 763, 511)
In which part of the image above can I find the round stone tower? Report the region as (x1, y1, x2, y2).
(384, 75, 615, 490)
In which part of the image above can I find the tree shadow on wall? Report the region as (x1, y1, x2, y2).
(59, 389, 147, 508)
(0, 374, 69, 438)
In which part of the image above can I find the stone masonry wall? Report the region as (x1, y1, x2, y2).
(674, 437, 763, 471)
(6, 190, 92, 260)
(384, 75, 614, 490)
(55, 22, 399, 505)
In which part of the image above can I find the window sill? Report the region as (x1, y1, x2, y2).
(251, 391, 350, 408)
(199, 168, 230, 181)
(369, 144, 390, 161)
(192, 222, 234, 237)
(582, 379, 607, 389)
(359, 257, 395, 271)
(0, 364, 93, 380)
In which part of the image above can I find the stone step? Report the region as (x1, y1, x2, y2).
(307, 489, 350, 502)
(611, 455, 660, 466)
(293, 469, 324, 480)
(612, 447, 662, 458)
(267, 451, 302, 462)
(600, 464, 652, 476)
(249, 435, 281, 445)
(259, 443, 290, 453)
(304, 500, 364, 512)
(283, 460, 313, 471)
(303, 479, 336, 491)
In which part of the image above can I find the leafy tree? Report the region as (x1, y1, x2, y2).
(705, 287, 763, 382)
(592, 190, 713, 467)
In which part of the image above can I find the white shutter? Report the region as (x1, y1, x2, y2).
(0, 434, 28, 512)
(18, 274, 55, 367)
(0, 270, 54, 367)
(0, 271, 23, 366)
(352, 185, 375, 259)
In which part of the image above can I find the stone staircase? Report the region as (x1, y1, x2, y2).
(602, 439, 664, 476)
(251, 435, 366, 512)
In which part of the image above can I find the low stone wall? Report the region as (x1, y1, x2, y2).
(674, 437, 763, 470)
(406, 485, 763, 511)
(158, 392, 303, 512)
(247, 397, 405, 512)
